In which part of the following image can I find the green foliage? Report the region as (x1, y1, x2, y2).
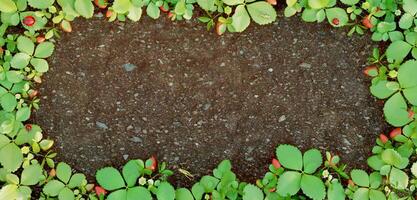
(1, 0, 417, 199)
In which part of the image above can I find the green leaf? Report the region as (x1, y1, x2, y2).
(367, 155, 385, 171)
(0, 0, 17, 13)
(243, 184, 263, 200)
(67, 173, 86, 189)
(113, 0, 132, 13)
(34, 42, 55, 58)
(386, 40, 412, 62)
(20, 164, 43, 185)
(326, 8, 349, 27)
(353, 188, 369, 200)
(301, 174, 326, 200)
(302, 9, 319, 22)
(398, 61, 417, 104)
(340, 0, 358, 5)
(106, 190, 126, 200)
(57, 162, 72, 184)
(246, 2, 277, 25)
(96, 167, 125, 191)
(369, 172, 382, 189)
(231, 5, 250, 32)
(276, 171, 302, 197)
(6, 71, 24, 83)
(58, 187, 75, 200)
(17, 36, 35, 55)
(197, 0, 214, 11)
(276, 144, 303, 170)
(127, 5, 142, 22)
(191, 183, 204, 200)
(43, 180, 66, 196)
(351, 169, 369, 187)
(156, 182, 175, 200)
(222, 0, 244, 6)
(308, 0, 328, 9)
(175, 188, 194, 200)
(389, 168, 408, 189)
(199, 176, 219, 192)
(0, 184, 18, 200)
(381, 149, 407, 168)
(28, 0, 55, 9)
(370, 80, 398, 99)
(327, 181, 346, 200)
(74, 0, 94, 18)
(369, 190, 386, 200)
(146, 2, 160, 19)
(128, 187, 152, 200)
(399, 13, 414, 29)
(122, 160, 141, 187)
(174, 0, 186, 15)
(30, 58, 49, 73)
(10, 53, 31, 69)
(16, 107, 31, 122)
(383, 92, 412, 127)
(303, 149, 322, 174)
(403, 0, 417, 16)
(1, 93, 17, 112)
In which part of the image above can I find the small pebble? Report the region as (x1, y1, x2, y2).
(95, 121, 108, 130)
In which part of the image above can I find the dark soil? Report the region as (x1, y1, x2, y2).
(32, 13, 387, 187)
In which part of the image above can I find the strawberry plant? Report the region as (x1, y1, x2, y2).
(1, 0, 417, 198)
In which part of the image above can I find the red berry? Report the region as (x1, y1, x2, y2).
(0, 47, 3, 55)
(147, 156, 158, 171)
(105, 10, 113, 18)
(362, 15, 373, 29)
(267, 0, 277, 5)
(409, 110, 415, 119)
(159, 6, 169, 13)
(389, 128, 402, 139)
(272, 158, 281, 169)
(364, 65, 378, 77)
(25, 124, 32, 131)
(36, 36, 45, 44)
(23, 16, 36, 27)
(94, 186, 107, 197)
(379, 134, 388, 144)
(94, 0, 107, 9)
(332, 18, 340, 25)
(168, 12, 174, 19)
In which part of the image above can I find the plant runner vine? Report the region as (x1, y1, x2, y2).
(0, 0, 416, 199)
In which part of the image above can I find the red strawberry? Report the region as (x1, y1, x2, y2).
(147, 156, 158, 171)
(362, 15, 373, 29)
(29, 90, 39, 99)
(409, 110, 415, 119)
(363, 65, 378, 77)
(267, 0, 277, 5)
(389, 128, 402, 139)
(95, 186, 107, 198)
(105, 10, 113, 18)
(23, 16, 36, 27)
(160, 6, 169, 13)
(36, 36, 45, 44)
(25, 124, 32, 131)
(272, 158, 281, 169)
(332, 18, 340, 26)
(379, 134, 388, 144)
(0, 47, 3, 55)
(168, 12, 174, 19)
(94, 0, 107, 9)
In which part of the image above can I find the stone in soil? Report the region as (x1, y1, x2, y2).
(33, 15, 387, 187)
